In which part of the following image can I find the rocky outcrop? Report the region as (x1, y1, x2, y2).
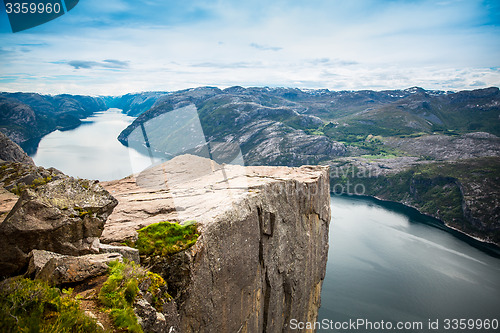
(36, 252, 123, 286)
(0, 174, 118, 277)
(99, 243, 140, 264)
(0, 132, 35, 165)
(102, 154, 330, 332)
(25, 249, 123, 285)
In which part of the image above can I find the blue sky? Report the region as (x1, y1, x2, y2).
(0, 0, 499, 95)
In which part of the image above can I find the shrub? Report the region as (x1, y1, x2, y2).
(0, 277, 101, 333)
(99, 261, 144, 333)
(98, 260, 171, 333)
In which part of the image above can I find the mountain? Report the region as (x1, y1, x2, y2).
(1, 86, 498, 245)
(322, 86, 500, 139)
(0, 92, 106, 153)
(118, 86, 500, 246)
(105, 91, 167, 116)
(118, 87, 346, 166)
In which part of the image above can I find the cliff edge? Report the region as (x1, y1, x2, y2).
(102, 154, 331, 332)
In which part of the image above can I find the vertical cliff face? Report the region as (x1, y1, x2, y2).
(179, 168, 330, 333)
(102, 155, 330, 332)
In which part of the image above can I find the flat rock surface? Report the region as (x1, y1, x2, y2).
(0, 188, 17, 223)
(101, 154, 327, 243)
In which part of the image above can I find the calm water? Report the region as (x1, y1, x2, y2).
(318, 195, 500, 332)
(32, 109, 153, 181)
(30, 112, 500, 331)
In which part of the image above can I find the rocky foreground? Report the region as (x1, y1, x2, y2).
(0, 149, 330, 332)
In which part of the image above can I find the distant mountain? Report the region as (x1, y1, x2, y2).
(118, 86, 500, 165)
(118, 86, 500, 246)
(105, 92, 167, 116)
(323, 86, 500, 138)
(0, 92, 106, 153)
(118, 87, 346, 166)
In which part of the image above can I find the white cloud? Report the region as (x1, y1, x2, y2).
(0, 0, 498, 94)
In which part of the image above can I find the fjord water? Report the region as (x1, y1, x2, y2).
(30, 110, 500, 331)
(318, 195, 500, 332)
(32, 109, 153, 181)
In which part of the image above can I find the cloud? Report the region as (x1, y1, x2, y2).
(0, 0, 499, 94)
(192, 61, 262, 69)
(470, 80, 487, 87)
(307, 58, 359, 66)
(67, 59, 129, 69)
(249, 43, 282, 51)
(102, 59, 129, 68)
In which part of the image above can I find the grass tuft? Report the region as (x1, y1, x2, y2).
(135, 221, 199, 257)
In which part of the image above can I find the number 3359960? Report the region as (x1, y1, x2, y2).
(5, 2, 62, 14)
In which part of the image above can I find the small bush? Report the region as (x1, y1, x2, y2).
(99, 260, 171, 333)
(99, 261, 143, 333)
(135, 221, 199, 257)
(0, 277, 101, 333)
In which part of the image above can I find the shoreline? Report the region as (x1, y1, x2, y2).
(331, 191, 500, 258)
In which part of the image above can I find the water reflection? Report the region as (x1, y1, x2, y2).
(318, 195, 500, 332)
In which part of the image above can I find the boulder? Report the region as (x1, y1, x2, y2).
(99, 243, 140, 264)
(134, 298, 169, 333)
(36, 252, 122, 285)
(25, 249, 66, 278)
(0, 177, 118, 277)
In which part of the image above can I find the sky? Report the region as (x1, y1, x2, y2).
(0, 0, 499, 95)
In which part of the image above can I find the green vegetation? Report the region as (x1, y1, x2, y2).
(0, 277, 101, 333)
(318, 122, 406, 156)
(99, 261, 143, 333)
(135, 221, 199, 257)
(0, 261, 172, 333)
(10, 176, 53, 196)
(99, 260, 171, 333)
(71, 207, 94, 218)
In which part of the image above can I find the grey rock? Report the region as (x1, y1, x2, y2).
(0, 161, 64, 193)
(99, 243, 140, 264)
(36, 252, 122, 285)
(134, 297, 171, 333)
(0, 132, 34, 165)
(102, 154, 330, 332)
(0, 176, 118, 277)
(25, 249, 66, 278)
